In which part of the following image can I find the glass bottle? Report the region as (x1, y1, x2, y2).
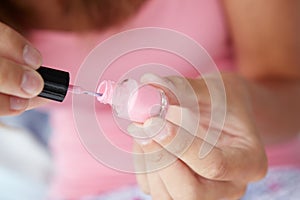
(96, 79, 168, 123)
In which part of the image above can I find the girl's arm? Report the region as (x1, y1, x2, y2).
(223, 0, 300, 144)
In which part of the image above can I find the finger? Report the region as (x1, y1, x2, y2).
(165, 105, 227, 150)
(141, 74, 230, 146)
(139, 138, 246, 200)
(27, 97, 49, 110)
(133, 142, 150, 195)
(165, 106, 267, 181)
(0, 95, 47, 116)
(139, 117, 266, 182)
(166, 112, 266, 182)
(140, 73, 200, 108)
(0, 93, 29, 116)
(128, 122, 178, 172)
(159, 159, 246, 200)
(133, 142, 172, 199)
(0, 21, 42, 68)
(140, 74, 227, 152)
(137, 141, 177, 200)
(147, 172, 172, 200)
(159, 160, 202, 200)
(0, 58, 44, 98)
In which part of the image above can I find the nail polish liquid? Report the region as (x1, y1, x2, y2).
(96, 79, 168, 123)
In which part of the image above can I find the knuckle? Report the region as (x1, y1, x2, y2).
(146, 149, 172, 167)
(0, 59, 27, 98)
(251, 147, 268, 181)
(257, 154, 268, 179)
(231, 185, 247, 200)
(169, 135, 190, 156)
(202, 157, 228, 180)
(0, 24, 15, 46)
(255, 167, 268, 182)
(0, 59, 22, 88)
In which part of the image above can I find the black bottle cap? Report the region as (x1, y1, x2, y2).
(37, 66, 70, 102)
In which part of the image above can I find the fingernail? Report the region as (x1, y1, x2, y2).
(127, 124, 152, 145)
(127, 123, 143, 136)
(154, 126, 170, 142)
(10, 97, 28, 111)
(21, 70, 43, 95)
(144, 117, 169, 142)
(23, 45, 42, 67)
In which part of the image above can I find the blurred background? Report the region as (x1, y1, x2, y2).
(0, 110, 52, 200)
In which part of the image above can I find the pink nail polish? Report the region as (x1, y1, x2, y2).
(96, 79, 168, 123)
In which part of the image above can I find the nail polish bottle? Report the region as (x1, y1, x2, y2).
(37, 66, 168, 123)
(96, 79, 168, 123)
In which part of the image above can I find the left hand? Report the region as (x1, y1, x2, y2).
(127, 73, 268, 200)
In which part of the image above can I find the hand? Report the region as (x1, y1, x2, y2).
(128, 73, 268, 200)
(0, 21, 44, 116)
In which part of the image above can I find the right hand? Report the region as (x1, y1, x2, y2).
(0, 21, 44, 116)
(130, 73, 267, 200)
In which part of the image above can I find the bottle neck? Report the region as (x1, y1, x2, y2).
(96, 80, 116, 105)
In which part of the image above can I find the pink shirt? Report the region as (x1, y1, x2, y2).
(28, 0, 300, 199)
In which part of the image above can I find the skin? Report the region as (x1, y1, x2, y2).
(0, 0, 299, 199)
(223, 0, 300, 144)
(129, 0, 300, 199)
(129, 73, 267, 200)
(0, 20, 44, 115)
